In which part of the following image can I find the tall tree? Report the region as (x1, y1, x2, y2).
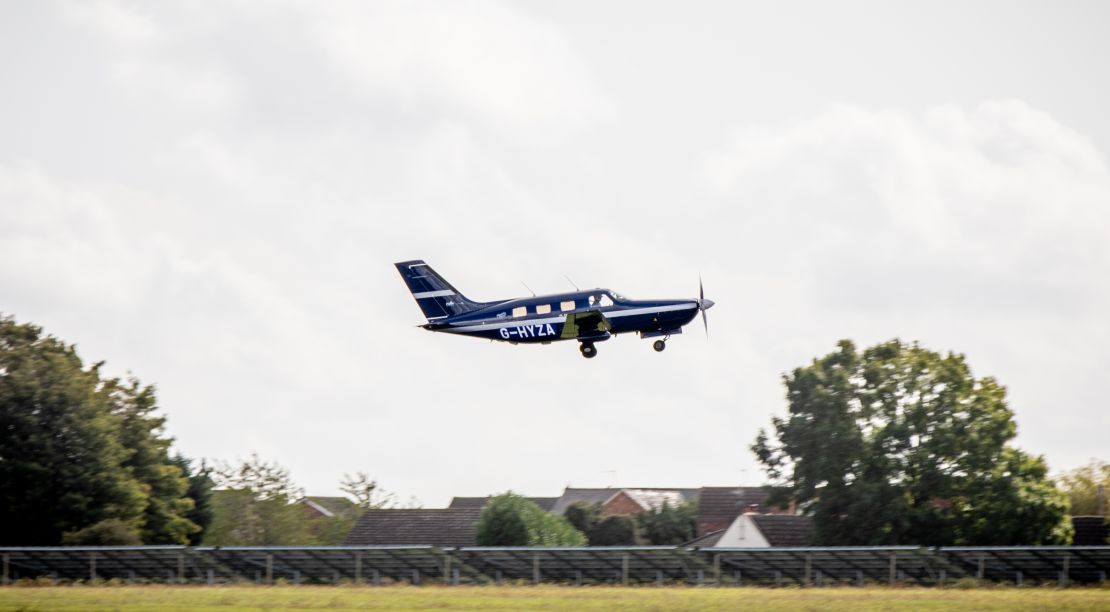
(0, 316, 145, 544)
(203, 453, 313, 545)
(475, 493, 586, 546)
(340, 471, 396, 509)
(109, 379, 198, 544)
(1057, 460, 1110, 516)
(173, 455, 215, 545)
(752, 339, 1072, 546)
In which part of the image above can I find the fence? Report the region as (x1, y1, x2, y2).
(2, 545, 1107, 586)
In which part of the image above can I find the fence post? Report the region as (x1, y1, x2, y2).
(207, 569, 214, 585)
(888, 552, 896, 586)
(265, 555, 273, 585)
(575, 570, 581, 587)
(411, 569, 420, 585)
(533, 554, 540, 585)
(775, 570, 782, 586)
(355, 552, 362, 584)
(804, 553, 812, 587)
(977, 555, 985, 580)
(495, 570, 502, 586)
(444, 555, 452, 586)
(1059, 555, 1070, 588)
(856, 570, 863, 587)
(622, 554, 629, 586)
(713, 553, 721, 586)
(734, 570, 741, 586)
(1015, 570, 1022, 586)
(452, 569, 460, 586)
(177, 553, 185, 584)
(372, 569, 380, 587)
(89, 552, 96, 582)
(656, 570, 663, 586)
(3, 553, 9, 586)
(697, 569, 704, 586)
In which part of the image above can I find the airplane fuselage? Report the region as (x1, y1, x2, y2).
(426, 291, 700, 344)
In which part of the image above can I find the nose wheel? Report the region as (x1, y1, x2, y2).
(653, 340, 666, 352)
(580, 343, 597, 359)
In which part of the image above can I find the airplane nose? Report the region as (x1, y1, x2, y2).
(700, 298, 715, 311)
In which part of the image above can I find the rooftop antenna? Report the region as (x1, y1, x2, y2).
(564, 275, 580, 291)
(520, 281, 536, 297)
(602, 469, 618, 488)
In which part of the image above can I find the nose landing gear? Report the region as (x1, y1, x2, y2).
(652, 339, 666, 352)
(580, 343, 597, 359)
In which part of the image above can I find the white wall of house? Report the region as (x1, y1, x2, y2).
(713, 513, 770, 548)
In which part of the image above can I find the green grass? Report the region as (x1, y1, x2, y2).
(1, 585, 1109, 611)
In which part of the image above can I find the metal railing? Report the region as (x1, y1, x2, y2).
(1, 545, 1107, 586)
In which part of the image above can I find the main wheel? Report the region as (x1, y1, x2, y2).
(653, 340, 666, 352)
(580, 343, 597, 359)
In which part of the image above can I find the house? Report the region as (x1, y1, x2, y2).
(299, 496, 360, 520)
(695, 486, 794, 537)
(343, 508, 482, 547)
(549, 487, 699, 516)
(706, 513, 814, 548)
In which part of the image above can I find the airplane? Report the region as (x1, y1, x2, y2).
(394, 260, 714, 358)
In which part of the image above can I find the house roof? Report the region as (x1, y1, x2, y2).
(1071, 515, 1109, 546)
(448, 496, 558, 512)
(750, 514, 814, 547)
(684, 529, 726, 548)
(696, 487, 777, 535)
(550, 488, 699, 515)
(301, 496, 360, 519)
(343, 508, 481, 547)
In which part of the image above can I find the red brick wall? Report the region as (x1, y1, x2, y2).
(601, 491, 646, 516)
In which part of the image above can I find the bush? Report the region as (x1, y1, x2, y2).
(476, 493, 586, 546)
(62, 519, 142, 545)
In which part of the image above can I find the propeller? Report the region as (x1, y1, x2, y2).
(697, 275, 715, 338)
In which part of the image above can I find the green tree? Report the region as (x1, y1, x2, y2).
(564, 502, 601, 539)
(475, 493, 586, 546)
(203, 454, 314, 545)
(589, 515, 639, 546)
(173, 455, 215, 545)
(109, 379, 198, 544)
(1057, 460, 1110, 515)
(637, 501, 698, 545)
(751, 339, 1072, 546)
(0, 316, 145, 544)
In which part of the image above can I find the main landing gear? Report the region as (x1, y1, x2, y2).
(579, 343, 597, 359)
(653, 339, 666, 352)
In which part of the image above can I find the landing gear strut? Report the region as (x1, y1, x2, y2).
(652, 339, 666, 352)
(580, 343, 597, 359)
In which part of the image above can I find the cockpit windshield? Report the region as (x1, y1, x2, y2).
(608, 290, 628, 302)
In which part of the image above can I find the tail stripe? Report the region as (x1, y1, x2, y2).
(414, 289, 455, 299)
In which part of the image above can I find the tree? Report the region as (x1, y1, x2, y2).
(173, 455, 215, 545)
(564, 502, 643, 545)
(752, 339, 1072, 546)
(109, 379, 198, 544)
(637, 501, 698, 545)
(340, 471, 396, 509)
(0, 317, 141, 544)
(475, 493, 586, 546)
(1057, 460, 1110, 516)
(203, 454, 314, 546)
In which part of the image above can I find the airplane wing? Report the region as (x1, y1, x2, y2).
(561, 310, 612, 340)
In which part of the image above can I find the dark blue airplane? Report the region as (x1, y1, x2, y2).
(395, 260, 714, 358)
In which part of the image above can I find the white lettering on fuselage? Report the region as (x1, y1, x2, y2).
(499, 323, 556, 339)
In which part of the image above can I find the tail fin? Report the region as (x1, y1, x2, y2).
(394, 260, 483, 320)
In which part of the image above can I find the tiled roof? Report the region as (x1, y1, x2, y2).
(750, 514, 814, 547)
(550, 489, 621, 515)
(343, 508, 481, 547)
(1071, 515, 1109, 546)
(696, 487, 775, 535)
(448, 497, 557, 512)
(684, 529, 726, 548)
(301, 496, 360, 519)
(550, 488, 699, 515)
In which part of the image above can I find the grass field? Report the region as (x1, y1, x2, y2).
(1, 585, 1109, 611)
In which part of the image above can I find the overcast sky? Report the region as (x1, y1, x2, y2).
(2, 1, 1108, 507)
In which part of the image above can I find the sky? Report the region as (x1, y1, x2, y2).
(1, 0, 1108, 507)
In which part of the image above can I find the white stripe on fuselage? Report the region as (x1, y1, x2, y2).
(445, 303, 698, 333)
(413, 289, 455, 299)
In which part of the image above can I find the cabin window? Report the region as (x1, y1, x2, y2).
(512, 306, 527, 318)
(536, 304, 552, 315)
(560, 300, 576, 312)
(599, 294, 614, 307)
